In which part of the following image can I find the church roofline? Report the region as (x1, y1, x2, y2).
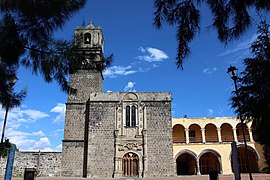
(88, 92, 172, 101)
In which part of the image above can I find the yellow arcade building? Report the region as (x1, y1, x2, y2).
(172, 117, 267, 175)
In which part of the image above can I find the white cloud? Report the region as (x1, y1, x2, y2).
(50, 129, 64, 139)
(138, 63, 159, 73)
(23, 109, 49, 119)
(207, 108, 214, 117)
(0, 107, 49, 124)
(32, 130, 45, 136)
(137, 47, 169, 62)
(7, 129, 32, 137)
(1, 119, 21, 129)
(54, 144, 62, 152)
(0, 106, 50, 149)
(103, 47, 166, 78)
(9, 134, 60, 151)
(124, 82, 136, 92)
(0, 105, 63, 151)
(50, 103, 66, 123)
(203, 67, 217, 75)
(17, 118, 28, 123)
(6, 129, 36, 149)
(52, 129, 64, 132)
(103, 65, 137, 78)
(1, 108, 23, 121)
(138, 46, 146, 52)
(218, 33, 258, 57)
(32, 137, 51, 150)
(50, 103, 65, 113)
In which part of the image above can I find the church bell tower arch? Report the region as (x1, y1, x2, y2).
(68, 21, 105, 102)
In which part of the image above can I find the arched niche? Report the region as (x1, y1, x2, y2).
(123, 93, 138, 101)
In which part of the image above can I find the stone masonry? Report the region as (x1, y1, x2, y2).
(61, 22, 175, 178)
(0, 151, 61, 177)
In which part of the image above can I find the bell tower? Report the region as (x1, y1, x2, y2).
(62, 22, 105, 177)
(68, 21, 104, 102)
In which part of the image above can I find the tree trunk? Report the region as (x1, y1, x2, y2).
(1, 105, 9, 144)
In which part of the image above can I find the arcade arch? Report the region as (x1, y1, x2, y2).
(221, 123, 234, 142)
(199, 150, 221, 174)
(173, 124, 185, 143)
(189, 124, 202, 143)
(175, 150, 197, 175)
(236, 123, 250, 142)
(231, 146, 259, 173)
(205, 123, 218, 143)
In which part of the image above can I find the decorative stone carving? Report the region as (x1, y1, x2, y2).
(118, 147, 124, 151)
(126, 128, 135, 138)
(122, 142, 142, 151)
(124, 143, 138, 150)
(123, 93, 138, 101)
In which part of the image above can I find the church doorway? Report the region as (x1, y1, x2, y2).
(176, 153, 197, 175)
(199, 152, 221, 174)
(122, 153, 139, 177)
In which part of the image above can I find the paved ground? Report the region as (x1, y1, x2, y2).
(7, 173, 270, 180)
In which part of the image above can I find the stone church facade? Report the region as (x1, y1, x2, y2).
(61, 23, 175, 178)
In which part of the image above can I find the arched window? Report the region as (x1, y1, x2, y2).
(126, 106, 130, 127)
(131, 106, 136, 126)
(84, 33, 91, 44)
(126, 105, 137, 127)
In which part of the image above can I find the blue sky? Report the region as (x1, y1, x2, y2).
(0, 0, 264, 151)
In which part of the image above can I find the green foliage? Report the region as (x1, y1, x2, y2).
(0, 0, 88, 145)
(0, 139, 11, 158)
(0, 76, 27, 110)
(0, 0, 113, 95)
(0, 72, 27, 144)
(153, 0, 270, 69)
(231, 21, 270, 146)
(0, 0, 86, 94)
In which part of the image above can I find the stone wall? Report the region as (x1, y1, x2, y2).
(85, 92, 175, 178)
(0, 151, 61, 177)
(64, 104, 86, 141)
(145, 101, 175, 177)
(68, 69, 103, 102)
(61, 103, 86, 177)
(61, 141, 84, 177)
(87, 102, 116, 178)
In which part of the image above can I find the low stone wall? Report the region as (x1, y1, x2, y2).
(0, 151, 62, 177)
